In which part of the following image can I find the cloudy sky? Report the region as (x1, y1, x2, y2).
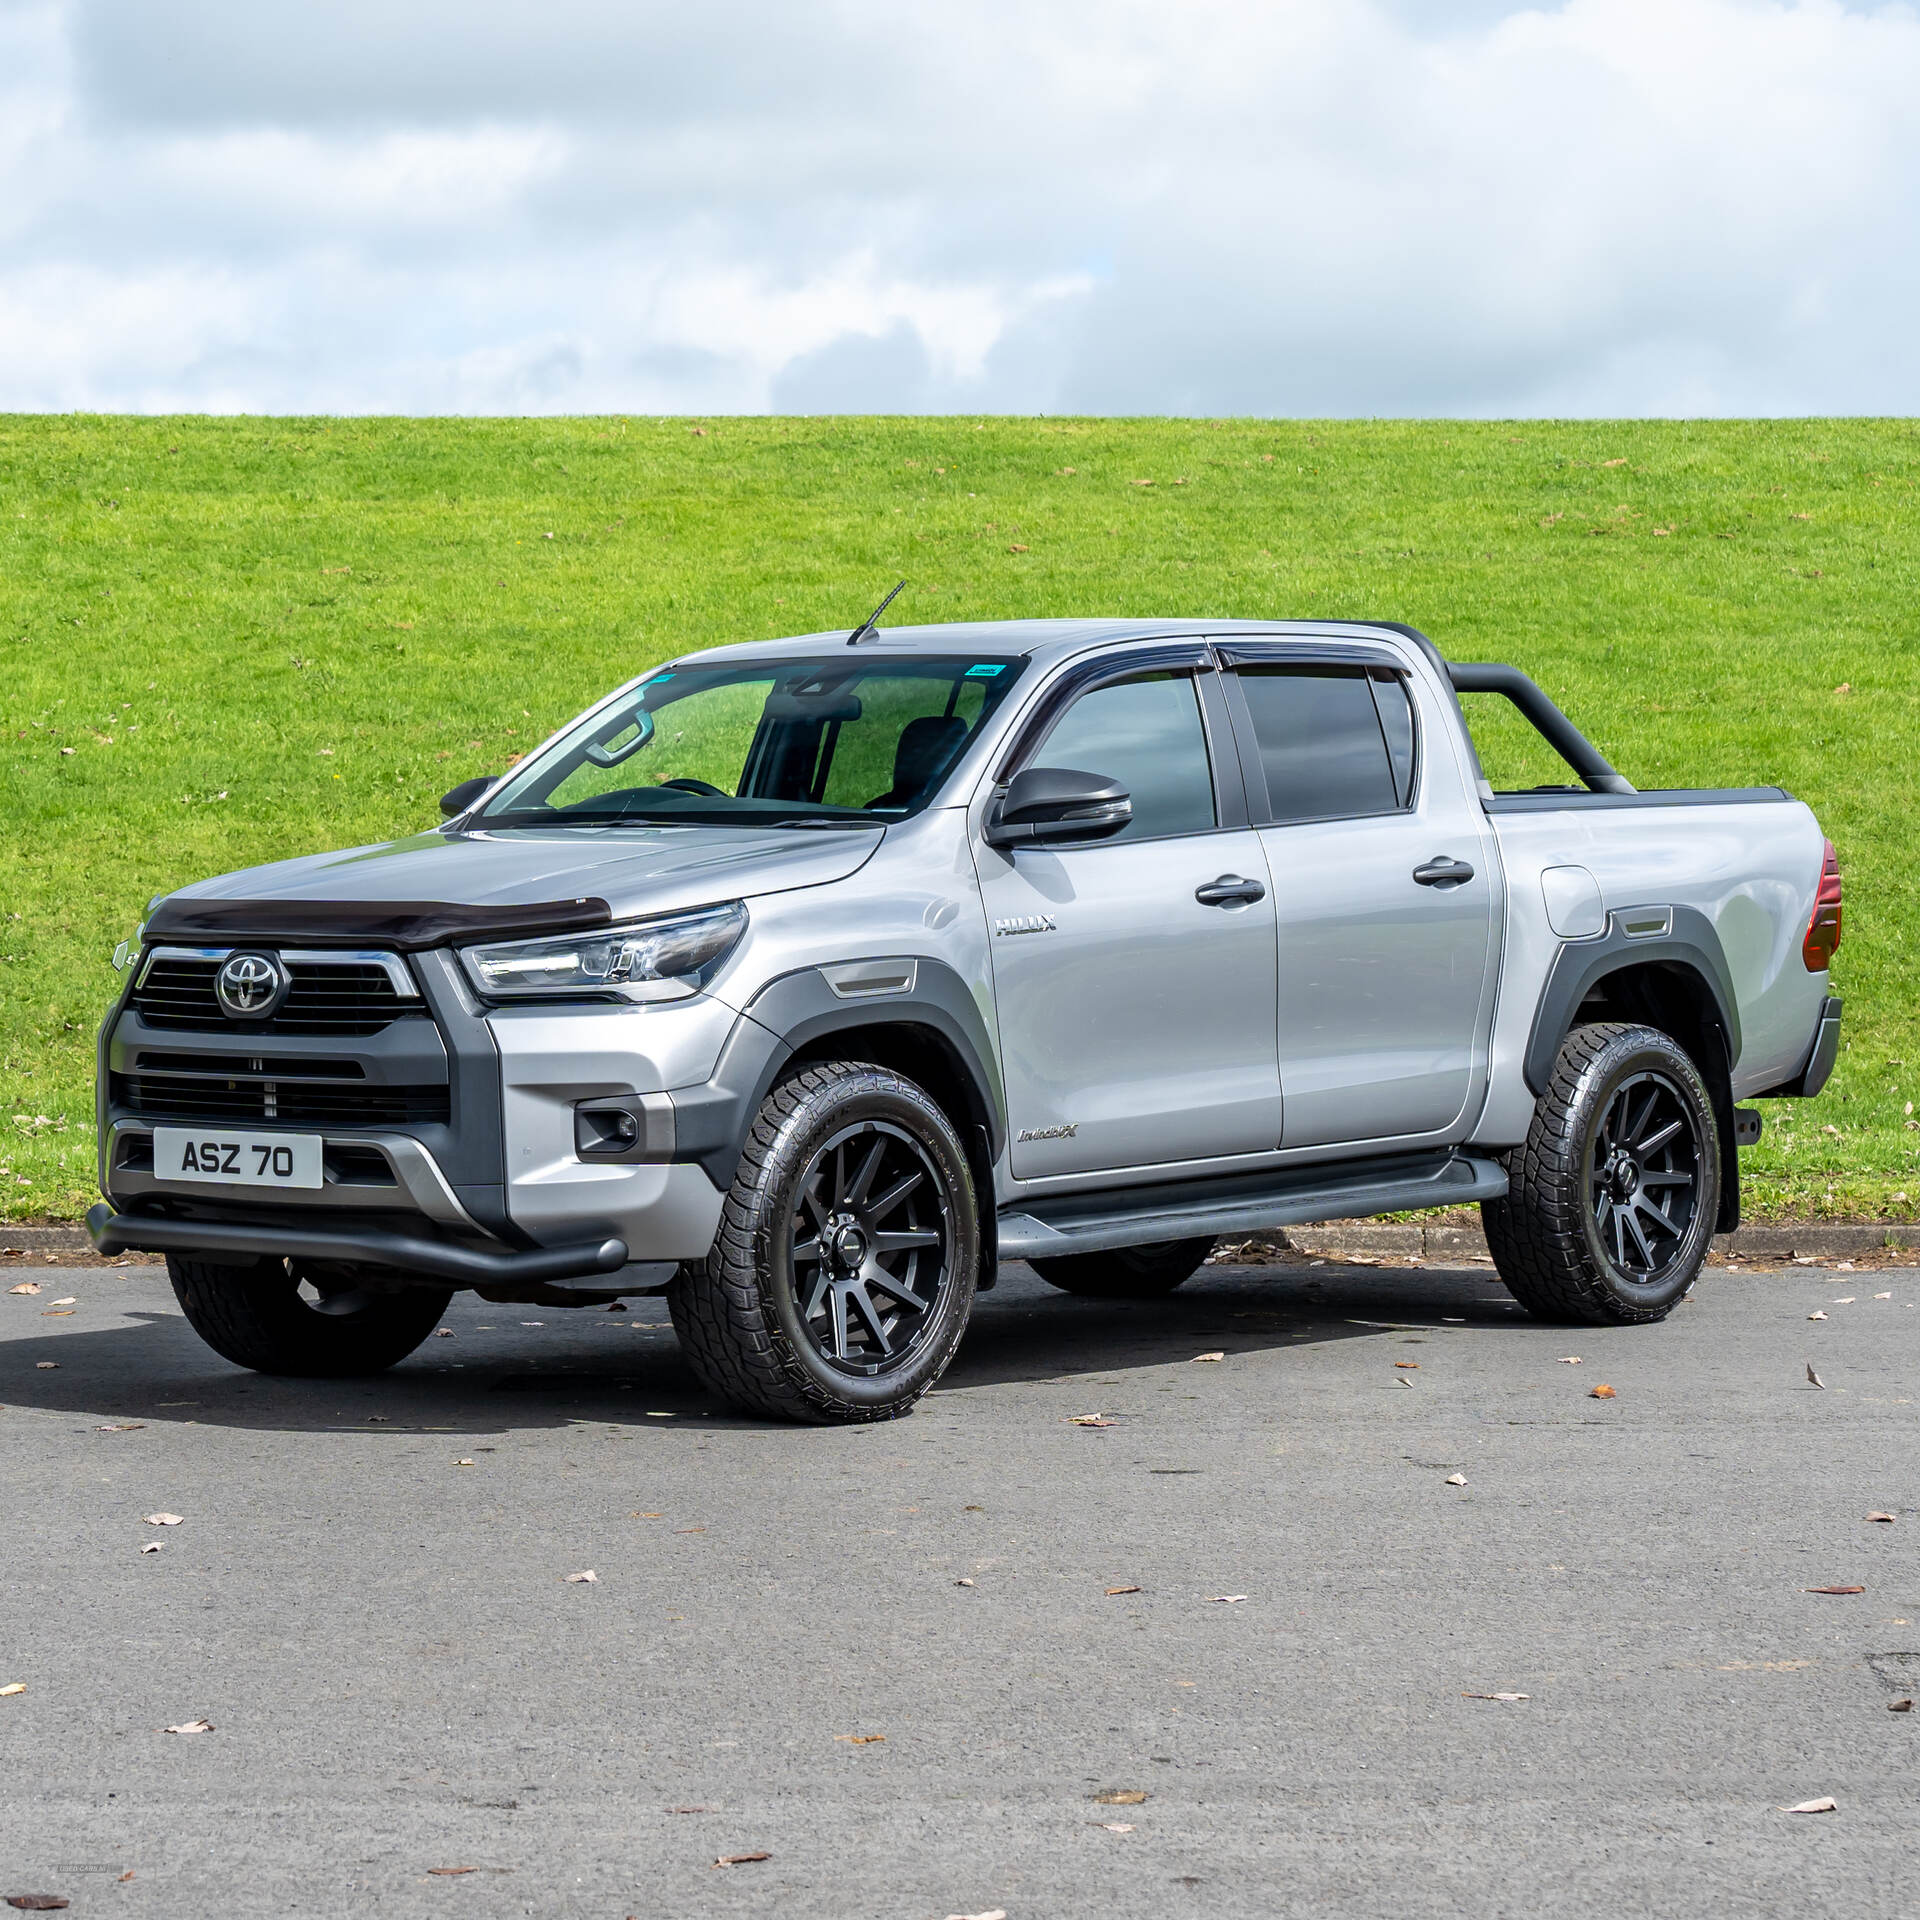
(3, 0, 1917, 415)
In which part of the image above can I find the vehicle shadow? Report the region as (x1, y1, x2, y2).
(0, 1256, 1525, 1437)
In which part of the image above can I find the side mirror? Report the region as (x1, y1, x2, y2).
(440, 775, 498, 819)
(982, 766, 1132, 848)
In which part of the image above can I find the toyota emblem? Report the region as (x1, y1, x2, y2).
(215, 951, 288, 1020)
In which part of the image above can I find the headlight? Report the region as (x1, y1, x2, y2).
(459, 901, 748, 1002)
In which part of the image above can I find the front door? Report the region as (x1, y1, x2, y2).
(974, 662, 1283, 1179)
(1224, 658, 1498, 1148)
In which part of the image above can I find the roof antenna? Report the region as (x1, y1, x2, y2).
(846, 579, 906, 646)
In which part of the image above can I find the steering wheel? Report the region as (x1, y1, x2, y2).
(659, 778, 728, 797)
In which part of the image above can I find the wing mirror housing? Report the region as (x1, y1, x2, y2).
(440, 775, 498, 819)
(982, 766, 1132, 848)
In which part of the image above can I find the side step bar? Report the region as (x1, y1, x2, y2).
(996, 1150, 1507, 1262)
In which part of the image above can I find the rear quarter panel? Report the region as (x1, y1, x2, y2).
(1473, 797, 1829, 1143)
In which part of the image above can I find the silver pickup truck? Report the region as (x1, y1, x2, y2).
(90, 616, 1844, 1423)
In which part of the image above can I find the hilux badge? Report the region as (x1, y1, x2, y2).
(994, 914, 1057, 936)
(215, 951, 287, 1019)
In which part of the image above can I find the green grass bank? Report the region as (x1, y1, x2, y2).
(2, 415, 1915, 1222)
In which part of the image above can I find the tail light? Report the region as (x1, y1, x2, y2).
(1802, 839, 1842, 972)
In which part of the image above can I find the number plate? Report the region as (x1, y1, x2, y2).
(152, 1128, 324, 1191)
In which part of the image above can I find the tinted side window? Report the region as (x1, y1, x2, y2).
(1036, 670, 1216, 842)
(1236, 667, 1400, 823)
(1370, 671, 1417, 807)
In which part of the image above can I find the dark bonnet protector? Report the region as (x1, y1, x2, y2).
(143, 895, 614, 950)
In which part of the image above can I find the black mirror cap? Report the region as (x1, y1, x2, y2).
(440, 774, 498, 819)
(983, 765, 1132, 847)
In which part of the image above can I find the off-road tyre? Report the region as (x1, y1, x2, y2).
(1028, 1237, 1217, 1299)
(166, 1254, 452, 1375)
(669, 1061, 980, 1424)
(1483, 1022, 1720, 1326)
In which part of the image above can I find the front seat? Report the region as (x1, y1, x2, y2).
(865, 714, 968, 811)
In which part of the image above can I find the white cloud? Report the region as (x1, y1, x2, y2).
(0, 0, 1916, 413)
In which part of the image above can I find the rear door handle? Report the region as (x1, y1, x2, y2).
(1195, 874, 1266, 907)
(1412, 856, 1475, 888)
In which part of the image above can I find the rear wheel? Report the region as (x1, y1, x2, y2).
(166, 1254, 452, 1375)
(1028, 1237, 1217, 1299)
(670, 1061, 979, 1423)
(1483, 1022, 1719, 1326)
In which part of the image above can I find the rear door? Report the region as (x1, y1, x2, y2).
(974, 650, 1284, 1179)
(1218, 646, 1498, 1149)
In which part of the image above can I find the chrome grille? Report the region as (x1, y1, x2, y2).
(131, 950, 422, 1037)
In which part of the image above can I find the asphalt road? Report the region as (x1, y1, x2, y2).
(1, 1247, 1915, 1919)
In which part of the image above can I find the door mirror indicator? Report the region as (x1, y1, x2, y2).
(983, 766, 1132, 848)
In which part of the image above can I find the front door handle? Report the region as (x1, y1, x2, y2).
(1195, 874, 1267, 907)
(1412, 856, 1475, 888)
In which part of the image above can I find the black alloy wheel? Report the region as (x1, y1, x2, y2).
(1586, 1070, 1701, 1283)
(166, 1253, 452, 1375)
(789, 1120, 955, 1376)
(1483, 1022, 1721, 1326)
(670, 1060, 981, 1423)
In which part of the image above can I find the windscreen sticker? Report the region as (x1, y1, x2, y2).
(964, 663, 1008, 678)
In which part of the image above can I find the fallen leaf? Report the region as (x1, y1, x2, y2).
(563, 1570, 597, 1584)
(1093, 1789, 1149, 1805)
(50, 1297, 74, 1306)
(1889, 1699, 1914, 1713)
(1209, 1595, 1249, 1604)
(34, 1362, 56, 1370)
(1395, 1361, 1420, 1370)
(945, 1912, 1007, 1920)
(40, 1311, 73, 1318)
(456, 1459, 474, 1468)
(161, 1719, 214, 1734)
(1867, 1512, 1896, 1524)
(5, 1898, 70, 1912)
(1067, 1414, 1115, 1427)
(97, 1423, 143, 1431)
(1106, 1585, 1143, 1595)
(712, 1852, 770, 1868)
(139, 1542, 163, 1555)
(144, 1513, 183, 1527)
(427, 1867, 477, 1877)
(8, 1282, 42, 1294)
(1780, 1797, 1836, 1814)
(1806, 1585, 1865, 1594)
(433, 1327, 454, 1337)
(1394, 1374, 1415, 1388)
(1191, 1351, 1225, 1363)
(1807, 1365, 1825, 1387)
(1462, 1691, 1531, 1702)
(1558, 1357, 1582, 1364)
(1602, 456, 1628, 467)
(1875, 1291, 1892, 1300)
(1096, 1821, 1136, 1832)
(1444, 1473, 1467, 1486)
(1833, 1297, 1855, 1305)
(666, 1805, 719, 1813)
(1007, 544, 1030, 553)
(117, 1873, 134, 1884)
(954, 1578, 975, 1587)
(1589, 1384, 1617, 1399)
(0, 1683, 25, 1697)
(834, 1733, 886, 1744)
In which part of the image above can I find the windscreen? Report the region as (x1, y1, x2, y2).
(478, 656, 1026, 828)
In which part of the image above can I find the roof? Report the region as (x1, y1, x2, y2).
(676, 616, 1446, 672)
